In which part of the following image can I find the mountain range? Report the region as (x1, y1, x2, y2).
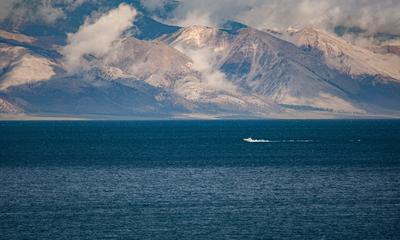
(1, 4, 400, 119)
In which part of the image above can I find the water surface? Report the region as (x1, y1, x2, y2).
(1, 120, 399, 239)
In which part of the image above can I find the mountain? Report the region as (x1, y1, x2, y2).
(163, 25, 400, 115)
(268, 27, 400, 114)
(0, 97, 22, 114)
(372, 41, 400, 57)
(0, 43, 59, 91)
(0, 30, 279, 119)
(0, 32, 179, 118)
(279, 27, 400, 80)
(0, 13, 400, 119)
(89, 37, 281, 117)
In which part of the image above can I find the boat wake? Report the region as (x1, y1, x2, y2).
(243, 138, 315, 143)
(243, 138, 270, 143)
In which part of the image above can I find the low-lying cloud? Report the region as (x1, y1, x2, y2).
(62, 3, 137, 72)
(0, 0, 87, 25)
(3, 0, 398, 38)
(175, 44, 236, 92)
(143, 0, 400, 36)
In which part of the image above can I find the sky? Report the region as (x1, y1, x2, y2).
(1, 0, 399, 37)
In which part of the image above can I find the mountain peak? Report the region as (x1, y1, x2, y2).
(179, 25, 217, 36)
(1, 10, 400, 118)
(163, 25, 225, 48)
(282, 27, 400, 81)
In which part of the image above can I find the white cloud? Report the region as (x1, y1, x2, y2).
(4, 0, 398, 37)
(176, 44, 236, 92)
(62, 3, 137, 72)
(175, 11, 213, 28)
(0, 0, 15, 22)
(143, 0, 400, 36)
(0, 0, 88, 24)
(37, 3, 66, 23)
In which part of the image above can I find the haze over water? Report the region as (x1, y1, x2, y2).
(1, 120, 400, 239)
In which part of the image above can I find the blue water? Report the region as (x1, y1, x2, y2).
(1, 120, 400, 239)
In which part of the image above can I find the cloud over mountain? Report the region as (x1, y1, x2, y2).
(1, 0, 400, 119)
(0, 0, 88, 24)
(143, 0, 400, 36)
(62, 3, 137, 72)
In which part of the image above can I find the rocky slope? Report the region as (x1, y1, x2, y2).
(0, 20, 400, 118)
(100, 37, 281, 116)
(279, 27, 400, 81)
(163, 26, 400, 115)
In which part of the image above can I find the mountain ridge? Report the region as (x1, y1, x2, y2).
(0, 13, 399, 119)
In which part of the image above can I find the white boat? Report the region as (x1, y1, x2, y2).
(243, 138, 254, 142)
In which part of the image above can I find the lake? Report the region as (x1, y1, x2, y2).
(1, 120, 400, 239)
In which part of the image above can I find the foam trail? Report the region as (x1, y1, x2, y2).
(243, 138, 271, 143)
(243, 138, 316, 143)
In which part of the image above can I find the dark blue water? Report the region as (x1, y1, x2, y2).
(1, 120, 400, 239)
